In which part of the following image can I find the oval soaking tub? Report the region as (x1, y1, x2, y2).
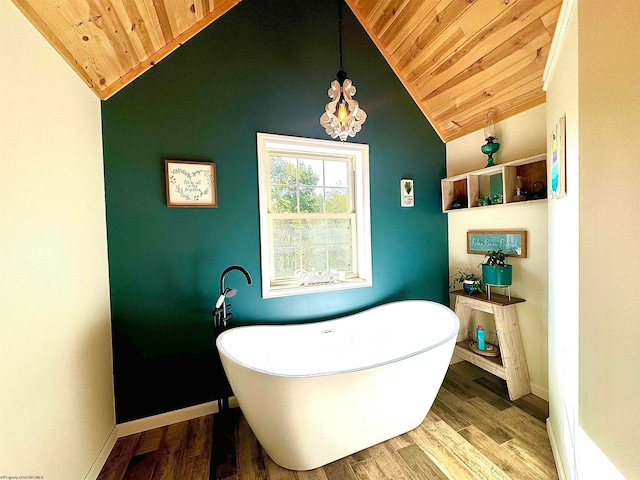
(216, 300, 459, 471)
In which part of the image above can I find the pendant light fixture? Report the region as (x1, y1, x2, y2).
(320, 0, 367, 141)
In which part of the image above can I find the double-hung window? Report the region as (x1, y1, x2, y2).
(257, 133, 372, 298)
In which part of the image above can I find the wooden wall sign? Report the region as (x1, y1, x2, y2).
(467, 230, 527, 257)
(165, 160, 218, 208)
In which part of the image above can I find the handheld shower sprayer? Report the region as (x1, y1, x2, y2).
(215, 287, 238, 309)
(214, 265, 252, 329)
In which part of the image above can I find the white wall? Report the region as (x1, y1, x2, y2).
(446, 105, 549, 399)
(545, 1, 640, 479)
(544, 2, 580, 476)
(577, 1, 640, 478)
(0, 1, 115, 478)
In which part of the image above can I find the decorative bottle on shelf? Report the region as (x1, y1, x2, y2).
(513, 176, 526, 202)
(477, 325, 486, 351)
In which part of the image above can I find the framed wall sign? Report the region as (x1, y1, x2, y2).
(165, 160, 217, 208)
(549, 116, 567, 199)
(401, 179, 414, 207)
(467, 230, 528, 257)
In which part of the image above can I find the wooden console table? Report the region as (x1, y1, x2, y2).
(451, 290, 531, 400)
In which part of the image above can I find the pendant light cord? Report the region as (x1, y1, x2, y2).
(338, 0, 344, 71)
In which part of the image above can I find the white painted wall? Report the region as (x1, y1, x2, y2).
(544, 2, 580, 476)
(545, 1, 640, 479)
(0, 1, 115, 478)
(577, 1, 640, 478)
(446, 105, 549, 399)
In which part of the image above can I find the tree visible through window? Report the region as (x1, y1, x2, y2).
(269, 155, 354, 280)
(257, 133, 372, 298)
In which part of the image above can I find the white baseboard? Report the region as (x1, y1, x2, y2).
(547, 420, 626, 480)
(547, 419, 569, 480)
(577, 426, 625, 480)
(530, 382, 549, 402)
(117, 401, 220, 437)
(84, 426, 119, 480)
(117, 396, 239, 437)
(84, 397, 239, 479)
(451, 356, 549, 401)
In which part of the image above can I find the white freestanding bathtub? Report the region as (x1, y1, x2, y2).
(216, 300, 459, 471)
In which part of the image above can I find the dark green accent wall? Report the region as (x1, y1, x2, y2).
(102, 0, 448, 422)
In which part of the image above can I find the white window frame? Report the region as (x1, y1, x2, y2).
(257, 133, 372, 299)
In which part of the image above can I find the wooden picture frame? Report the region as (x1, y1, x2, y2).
(467, 230, 528, 258)
(165, 160, 217, 208)
(549, 116, 567, 199)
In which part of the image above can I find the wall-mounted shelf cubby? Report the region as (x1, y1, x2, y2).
(441, 153, 547, 213)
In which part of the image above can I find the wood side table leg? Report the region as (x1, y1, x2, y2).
(493, 304, 531, 400)
(454, 296, 473, 343)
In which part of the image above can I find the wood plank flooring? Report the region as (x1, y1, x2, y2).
(98, 361, 557, 480)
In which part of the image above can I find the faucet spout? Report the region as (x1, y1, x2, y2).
(215, 265, 252, 330)
(219, 265, 252, 294)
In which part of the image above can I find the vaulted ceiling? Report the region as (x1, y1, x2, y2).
(11, 0, 561, 141)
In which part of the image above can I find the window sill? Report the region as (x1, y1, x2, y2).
(263, 278, 372, 299)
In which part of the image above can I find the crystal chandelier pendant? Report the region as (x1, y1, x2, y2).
(320, 70, 367, 141)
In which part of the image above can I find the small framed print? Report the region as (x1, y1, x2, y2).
(549, 116, 567, 199)
(401, 179, 414, 207)
(165, 160, 217, 208)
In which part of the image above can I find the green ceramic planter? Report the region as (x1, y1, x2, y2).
(482, 264, 512, 286)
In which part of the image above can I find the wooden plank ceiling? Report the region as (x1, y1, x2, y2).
(12, 0, 561, 142)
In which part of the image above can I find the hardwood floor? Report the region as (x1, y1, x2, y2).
(98, 361, 557, 480)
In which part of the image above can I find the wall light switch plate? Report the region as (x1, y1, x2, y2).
(401, 179, 414, 207)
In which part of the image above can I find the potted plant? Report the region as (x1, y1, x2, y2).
(450, 268, 484, 294)
(481, 249, 512, 286)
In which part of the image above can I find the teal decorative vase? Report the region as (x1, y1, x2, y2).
(482, 264, 512, 286)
